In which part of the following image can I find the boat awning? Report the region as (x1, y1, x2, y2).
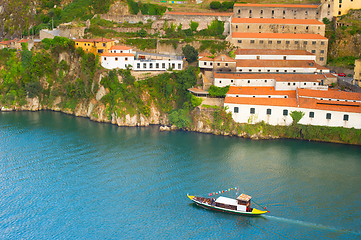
(215, 196, 238, 206)
(236, 194, 252, 202)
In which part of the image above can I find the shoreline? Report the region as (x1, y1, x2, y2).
(2, 108, 360, 146)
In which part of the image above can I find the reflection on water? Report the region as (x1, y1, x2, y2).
(0, 111, 360, 239)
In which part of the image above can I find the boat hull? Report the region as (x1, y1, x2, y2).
(187, 194, 267, 216)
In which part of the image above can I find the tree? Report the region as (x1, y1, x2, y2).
(290, 111, 305, 125)
(189, 21, 199, 32)
(182, 45, 198, 63)
(210, 1, 221, 9)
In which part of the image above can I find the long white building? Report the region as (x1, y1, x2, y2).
(224, 87, 361, 129)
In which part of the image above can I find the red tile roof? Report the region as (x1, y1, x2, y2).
(227, 86, 296, 97)
(101, 53, 135, 57)
(214, 72, 326, 82)
(199, 57, 214, 61)
(110, 45, 132, 50)
(298, 97, 361, 113)
(231, 18, 324, 25)
(165, 11, 233, 16)
(235, 49, 314, 56)
(298, 88, 361, 101)
(235, 60, 322, 69)
(234, 3, 320, 8)
(214, 55, 236, 62)
(232, 32, 328, 40)
(75, 38, 114, 42)
(225, 96, 298, 107)
(18, 39, 29, 43)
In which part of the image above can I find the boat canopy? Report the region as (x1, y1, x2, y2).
(236, 194, 252, 202)
(215, 196, 238, 206)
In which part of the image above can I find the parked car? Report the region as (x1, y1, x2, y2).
(330, 70, 336, 73)
(338, 73, 346, 77)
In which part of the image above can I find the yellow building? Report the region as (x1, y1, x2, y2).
(334, 0, 361, 16)
(74, 38, 114, 55)
(353, 59, 361, 87)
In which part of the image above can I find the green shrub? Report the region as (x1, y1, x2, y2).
(208, 85, 229, 98)
(210, 1, 221, 9)
(182, 45, 198, 63)
(290, 111, 305, 125)
(190, 21, 199, 32)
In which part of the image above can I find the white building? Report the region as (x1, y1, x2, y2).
(101, 45, 183, 71)
(224, 86, 361, 129)
(234, 49, 316, 61)
(213, 72, 331, 90)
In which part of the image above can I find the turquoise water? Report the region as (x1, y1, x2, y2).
(0, 111, 360, 239)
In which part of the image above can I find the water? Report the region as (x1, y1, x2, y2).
(0, 111, 360, 239)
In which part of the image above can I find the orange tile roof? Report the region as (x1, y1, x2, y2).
(75, 38, 114, 43)
(235, 49, 314, 56)
(234, 3, 320, 8)
(199, 52, 213, 57)
(231, 18, 324, 25)
(214, 72, 325, 82)
(165, 11, 233, 16)
(101, 53, 135, 57)
(298, 97, 361, 113)
(232, 32, 328, 40)
(18, 39, 29, 43)
(199, 57, 214, 61)
(214, 55, 236, 62)
(110, 45, 132, 50)
(225, 96, 298, 107)
(236, 60, 323, 69)
(227, 86, 296, 97)
(298, 88, 361, 101)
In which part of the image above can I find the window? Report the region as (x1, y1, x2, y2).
(304, 41, 307, 45)
(104, 57, 107, 61)
(250, 108, 255, 114)
(276, 70, 279, 72)
(288, 83, 291, 86)
(248, 80, 250, 83)
(343, 114, 349, 121)
(305, 11, 308, 15)
(259, 26, 261, 29)
(268, 40, 272, 44)
(283, 10, 285, 14)
(103, 43, 106, 47)
(320, 57, 324, 61)
(115, 57, 118, 61)
(295, 41, 299, 44)
(312, 50, 316, 53)
(238, 9, 240, 13)
(204, 62, 207, 65)
(250, 40, 255, 44)
(312, 41, 316, 45)
(261, 10, 263, 14)
(283, 56, 287, 60)
(234, 107, 239, 113)
(338, 11, 341, 15)
(219, 81, 222, 83)
(265, 80, 267, 83)
(249, 69, 252, 72)
(249, 10, 252, 13)
(210, 62, 213, 66)
(320, 50, 324, 54)
(178, 64, 181, 69)
(260, 40, 264, 44)
(84, 43, 86, 46)
(326, 113, 331, 119)
(238, 40, 242, 43)
(156, 63, 159, 69)
(225, 63, 228, 66)
(137, 63, 140, 68)
(304, 83, 307, 85)
(294, 10, 297, 15)
(236, 25, 238, 29)
(266, 109, 272, 115)
(231, 80, 233, 83)
(293, 70, 296, 73)
(149, 63, 153, 69)
(286, 41, 290, 44)
(172, 63, 175, 69)
(162, 63, 165, 68)
(259, 69, 261, 72)
(97, 49, 104, 53)
(277, 41, 281, 44)
(321, 42, 325, 45)
(247, 25, 250, 29)
(267, 70, 270, 72)
(272, 10, 274, 14)
(284, 70, 287, 72)
(125, 57, 128, 61)
(283, 109, 288, 116)
(143, 63, 146, 68)
(293, 83, 296, 86)
(217, 63, 220, 66)
(309, 112, 314, 118)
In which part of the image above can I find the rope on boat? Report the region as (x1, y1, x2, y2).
(252, 199, 270, 213)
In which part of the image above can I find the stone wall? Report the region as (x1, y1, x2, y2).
(98, 14, 159, 24)
(59, 24, 86, 39)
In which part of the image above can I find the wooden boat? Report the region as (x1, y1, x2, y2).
(187, 193, 267, 216)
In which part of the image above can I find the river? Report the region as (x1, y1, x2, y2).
(0, 111, 360, 239)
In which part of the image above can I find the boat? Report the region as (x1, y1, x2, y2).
(187, 193, 267, 216)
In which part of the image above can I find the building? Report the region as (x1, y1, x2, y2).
(230, 32, 328, 65)
(233, 2, 333, 21)
(224, 86, 361, 129)
(353, 59, 361, 87)
(74, 38, 115, 55)
(231, 18, 325, 36)
(333, 0, 361, 16)
(213, 72, 332, 90)
(234, 49, 316, 61)
(100, 46, 184, 71)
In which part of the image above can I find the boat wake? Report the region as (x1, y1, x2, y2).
(264, 215, 360, 236)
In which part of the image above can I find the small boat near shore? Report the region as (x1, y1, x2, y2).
(187, 193, 267, 216)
